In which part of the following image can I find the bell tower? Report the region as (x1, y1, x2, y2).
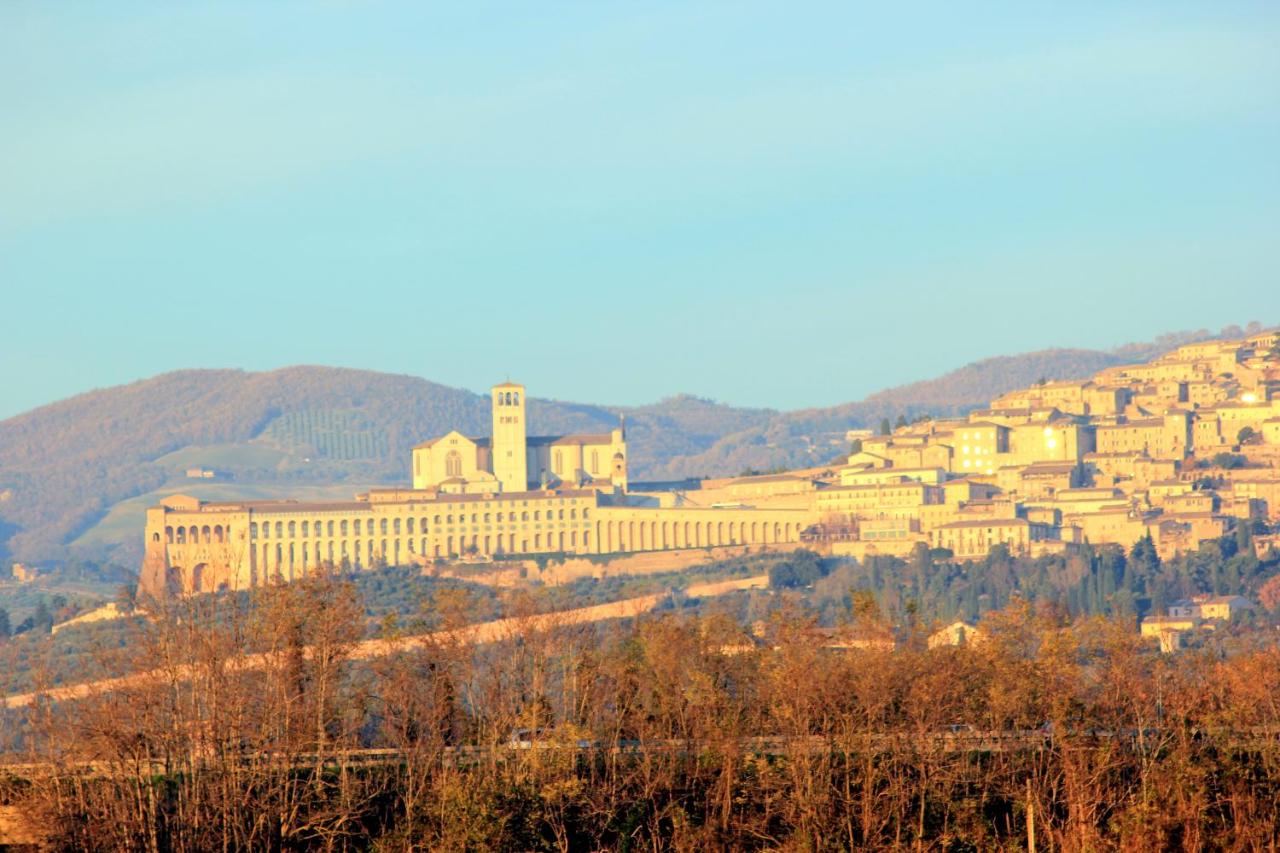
(491, 382, 528, 492)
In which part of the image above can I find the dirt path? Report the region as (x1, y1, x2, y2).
(2, 575, 768, 710)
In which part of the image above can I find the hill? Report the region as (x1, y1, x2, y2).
(0, 323, 1262, 565)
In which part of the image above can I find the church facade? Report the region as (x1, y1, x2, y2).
(410, 383, 628, 493)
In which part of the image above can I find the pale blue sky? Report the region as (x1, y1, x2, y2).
(2, 2, 1278, 419)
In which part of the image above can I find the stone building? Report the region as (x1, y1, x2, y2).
(140, 382, 810, 597)
(410, 382, 628, 493)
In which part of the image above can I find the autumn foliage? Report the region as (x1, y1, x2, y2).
(3, 573, 1279, 851)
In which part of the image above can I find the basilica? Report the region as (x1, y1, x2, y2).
(410, 382, 628, 494)
(139, 382, 810, 597)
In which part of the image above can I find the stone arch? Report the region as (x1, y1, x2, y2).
(165, 526, 174, 544)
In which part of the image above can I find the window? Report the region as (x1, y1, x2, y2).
(445, 451, 462, 478)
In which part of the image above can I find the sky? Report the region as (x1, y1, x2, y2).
(2, 2, 1279, 419)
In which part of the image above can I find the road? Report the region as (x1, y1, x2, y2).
(2, 574, 769, 710)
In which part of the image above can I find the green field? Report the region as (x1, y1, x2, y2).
(152, 442, 291, 473)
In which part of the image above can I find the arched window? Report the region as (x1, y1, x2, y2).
(301, 521, 309, 537)
(327, 520, 335, 537)
(366, 519, 374, 535)
(513, 392, 519, 405)
(591, 451, 599, 472)
(421, 517, 429, 531)
(380, 518, 388, 535)
(554, 450, 562, 471)
(287, 521, 296, 538)
(445, 451, 462, 478)
(274, 522, 283, 538)
(340, 520, 349, 536)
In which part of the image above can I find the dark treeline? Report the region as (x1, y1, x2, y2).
(797, 530, 1280, 631)
(3, 568, 1280, 851)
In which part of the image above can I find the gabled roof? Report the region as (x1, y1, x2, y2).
(412, 430, 488, 450)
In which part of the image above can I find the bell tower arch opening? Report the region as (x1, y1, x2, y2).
(491, 381, 528, 493)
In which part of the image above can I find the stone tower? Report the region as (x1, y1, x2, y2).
(491, 382, 528, 492)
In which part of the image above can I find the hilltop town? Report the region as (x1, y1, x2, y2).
(140, 329, 1280, 601)
(809, 327, 1280, 562)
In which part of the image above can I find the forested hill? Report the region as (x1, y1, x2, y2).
(0, 324, 1259, 563)
(0, 368, 771, 563)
